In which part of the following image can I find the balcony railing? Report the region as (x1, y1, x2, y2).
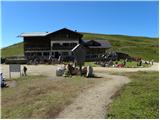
(25, 47, 50, 51)
(51, 45, 76, 50)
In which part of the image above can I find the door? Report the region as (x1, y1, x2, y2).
(55, 52, 59, 58)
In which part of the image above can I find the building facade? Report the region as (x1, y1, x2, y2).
(20, 28, 111, 61)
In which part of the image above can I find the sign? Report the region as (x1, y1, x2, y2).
(9, 64, 21, 72)
(9, 64, 21, 78)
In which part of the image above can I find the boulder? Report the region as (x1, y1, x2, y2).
(82, 67, 87, 75)
(56, 67, 65, 76)
(86, 66, 93, 77)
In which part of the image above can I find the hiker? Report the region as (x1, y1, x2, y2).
(139, 60, 142, 66)
(123, 59, 127, 66)
(23, 66, 27, 76)
(58, 55, 62, 64)
(151, 59, 154, 65)
(108, 60, 113, 66)
(115, 61, 118, 67)
(64, 64, 73, 77)
(67, 64, 73, 75)
(1, 73, 8, 88)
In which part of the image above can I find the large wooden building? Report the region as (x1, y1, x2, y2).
(20, 28, 111, 62)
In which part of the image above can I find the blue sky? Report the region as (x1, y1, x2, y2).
(1, 1, 159, 48)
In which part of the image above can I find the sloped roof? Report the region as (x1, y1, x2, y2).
(19, 32, 50, 37)
(19, 28, 82, 37)
(46, 28, 83, 37)
(82, 39, 112, 49)
(84, 40, 101, 46)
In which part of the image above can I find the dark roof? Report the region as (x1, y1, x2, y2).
(83, 40, 101, 46)
(81, 39, 112, 49)
(46, 28, 83, 37)
(19, 28, 82, 37)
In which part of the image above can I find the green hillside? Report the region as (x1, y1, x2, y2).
(1, 42, 24, 57)
(83, 33, 159, 61)
(1, 33, 159, 61)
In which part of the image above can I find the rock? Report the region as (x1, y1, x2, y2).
(86, 66, 93, 77)
(63, 70, 70, 77)
(56, 67, 65, 76)
(66, 64, 74, 75)
(82, 67, 87, 75)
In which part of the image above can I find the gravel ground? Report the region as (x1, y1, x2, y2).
(1, 63, 158, 79)
(1, 64, 64, 79)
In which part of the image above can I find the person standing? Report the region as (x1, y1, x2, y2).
(0, 73, 7, 87)
(139, 59, 142, 66)
(151, 59, 154, 65)
(58, 55, 62, 64)
(23, 66, 27, 76)
(123, 59, 127, 66)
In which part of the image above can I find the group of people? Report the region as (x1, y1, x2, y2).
(97, 58, 154, 68)
(56, 62, 94, 77)
(27, 56, 62, 65)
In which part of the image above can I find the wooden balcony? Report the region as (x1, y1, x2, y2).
(51, 45, 76, 50)
(25, 47, 50, 51)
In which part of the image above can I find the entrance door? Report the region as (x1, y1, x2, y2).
(55, 52, 59, 59)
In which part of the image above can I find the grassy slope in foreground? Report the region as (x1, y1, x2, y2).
(1, 33, 159, 61)
(1, 75, 104, 119)
(106, 71, 159, 119)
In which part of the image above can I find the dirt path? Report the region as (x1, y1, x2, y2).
(57, 63, 158, 119)
(1, 63, 158, 78)
(57, 73, 130, 119)
(1, 64, 62, 79)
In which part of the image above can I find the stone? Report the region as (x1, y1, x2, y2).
(56, 67, 65, 76)
(86, 66, 93, 77)
(82, 67, 87, 75)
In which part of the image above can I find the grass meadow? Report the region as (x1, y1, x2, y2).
(106, 71, 159, 119)
(1, 75, 104, 118)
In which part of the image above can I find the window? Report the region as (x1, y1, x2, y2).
(70, 43, 77, 46)
(66, 34, 69, 38)
(37, 52, 42, 56)
(52, 43, 61, 47)
(62, 52, 69, 56)
(43, 52, 49, 56)
(63, 43, 70, 46)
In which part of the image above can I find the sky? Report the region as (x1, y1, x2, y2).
(1, 1, 159, 48)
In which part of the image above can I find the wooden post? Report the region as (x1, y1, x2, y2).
(9, 71, 11, 79)
(20, 69, 21, 77)
(79, 64, 82, 76)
